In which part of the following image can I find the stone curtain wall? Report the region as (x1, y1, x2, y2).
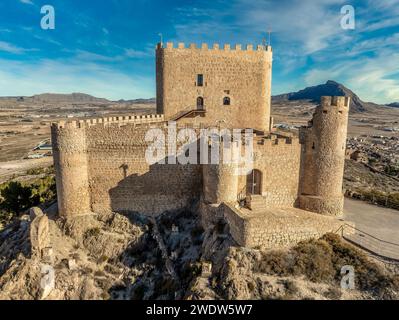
(86, 123, 202, 215)
(156, 43, 272, 132)
(52, 115, 202, 217)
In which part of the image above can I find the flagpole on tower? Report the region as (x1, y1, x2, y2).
(267, 28, 272, 46)
(158, 33, 163, 46)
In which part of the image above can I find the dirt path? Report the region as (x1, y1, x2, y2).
(0, 157, 53, 183)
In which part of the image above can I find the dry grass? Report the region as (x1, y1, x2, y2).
(254, 233, 399, 299)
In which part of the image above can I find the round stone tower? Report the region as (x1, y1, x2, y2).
(202, 141, 239, 204)
(51, 121, 91, 217)
(299, 96, 350, 216)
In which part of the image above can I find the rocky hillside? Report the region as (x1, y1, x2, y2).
(0, 203, 398, 300)
(272, 80, 379, 113)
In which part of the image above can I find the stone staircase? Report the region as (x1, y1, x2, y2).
(170, 106, 206, 121)
(246, 195, 268, 212)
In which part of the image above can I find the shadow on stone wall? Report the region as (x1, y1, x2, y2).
(108, 151, 202, 216)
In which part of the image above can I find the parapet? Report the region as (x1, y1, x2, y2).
(320, 96, 350, 108)
(51, 114, 165, 129)
(156, 42, 272, 52)
(255, 134, 299, 147)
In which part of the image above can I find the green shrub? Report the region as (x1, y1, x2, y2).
(254, 233, 399, 298)
(26, 166, 55, 176)
(291, 238, 335, 282)
(0, 181, 33, 213)
(29, 176, 56, 204)
(352, 188, 399, 210)
(0, 176, 56, 228)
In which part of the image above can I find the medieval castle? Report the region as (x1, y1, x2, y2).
(51, 42, 350, 249)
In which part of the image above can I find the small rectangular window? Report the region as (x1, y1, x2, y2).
(197, 74, 203, 86)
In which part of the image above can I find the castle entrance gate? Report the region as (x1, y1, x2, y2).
(197, 97, 204, 110)
(246, 169, 262, 195)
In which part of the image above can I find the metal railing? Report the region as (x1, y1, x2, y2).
(237, 186, 248, 208)
(169, 106, 206, 121)
(337, 224, 399, 262)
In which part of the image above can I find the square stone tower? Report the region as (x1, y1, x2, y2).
(156, 42, 273, 132)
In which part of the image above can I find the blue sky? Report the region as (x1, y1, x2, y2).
(0, 0, 398, 103)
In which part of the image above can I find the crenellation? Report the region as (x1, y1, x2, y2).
(51, 114, 164, 130)
(156, 42, 271, 53)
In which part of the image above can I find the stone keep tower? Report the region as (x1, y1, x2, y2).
(299, 96, 350, 216)
(156, 42, 273, 132)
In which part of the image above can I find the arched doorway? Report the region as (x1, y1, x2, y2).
(246, 169, 262, 195)
(197, 96, 204, 110)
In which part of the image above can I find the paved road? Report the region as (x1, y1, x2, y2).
(344, 198, 399, 244)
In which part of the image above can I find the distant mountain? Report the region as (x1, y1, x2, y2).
(117, 98, 156, 104)
(30, 93, 109, 103)
(272, 80, 377, 112)
(0, 94, 156, 104)
(387, 102, 399, 108)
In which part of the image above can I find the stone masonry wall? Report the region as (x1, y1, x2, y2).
(156, 42, 272, 132)
(237, 135, 301, 208)
(224, 204, 345, 249)
(52, 114, 203, 216)
(86, 123, 202, 215)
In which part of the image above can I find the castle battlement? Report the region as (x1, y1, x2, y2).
(320, 96, 350, 108)
(256, 134, 298, 147)
(156, 42, 272, 52)
(51, 114, 165, 129)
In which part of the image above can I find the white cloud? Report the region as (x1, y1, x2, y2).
(173, 0, 348, 54)
(19, 0, 34, 5)
(0, 41, 35, 54)
(124, 48, 152, 58)
(304, 49, 399, 103)
(0, 57, 154, 100)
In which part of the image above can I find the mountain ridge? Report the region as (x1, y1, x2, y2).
(272, 80, 375, 112)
